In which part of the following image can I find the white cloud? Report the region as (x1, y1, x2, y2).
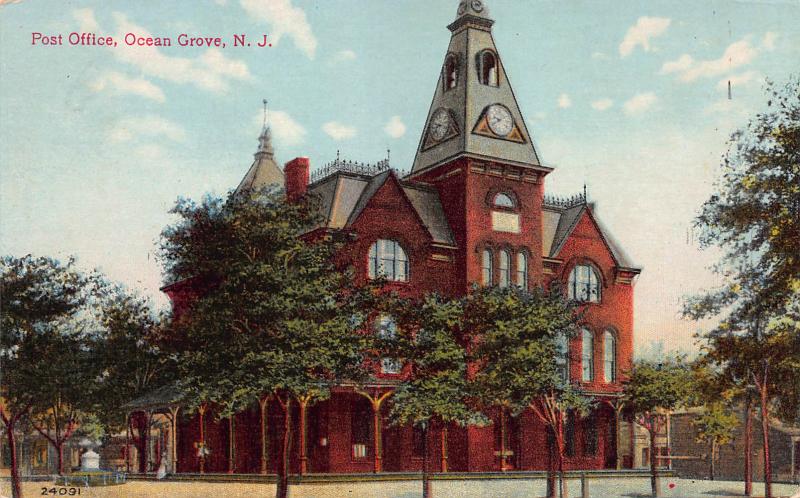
(591, 51, 609, 60)
(239, 0, 317, 59)
(259, 110, 307, 147)
(619, 17, 671, 57)
(761, 31, 777, 51)
(660, 37, 759, 83)
(90, 72, 165, 102)
(715, 70, 760, 91)
(591, 98, 613, 111)
(623, 92, 657, 115)
(383, 116, 406, 138)
(109, 115, 186, 143)
(322, 121, 357, 140)
(72, 8, 98, 32)
(331, 49, 356, 63)
(557, 93, 572, 108)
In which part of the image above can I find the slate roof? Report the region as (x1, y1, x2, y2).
(234, 126, 284, 196)
(307, 170, 456, 246)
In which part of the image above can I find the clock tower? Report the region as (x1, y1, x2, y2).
(410, 0, 552, 296)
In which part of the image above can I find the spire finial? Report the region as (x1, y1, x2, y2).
(262, 99, 269, 130)
(583, 183, 587, 202)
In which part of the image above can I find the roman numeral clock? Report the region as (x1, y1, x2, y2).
(472, 103, 526, 143)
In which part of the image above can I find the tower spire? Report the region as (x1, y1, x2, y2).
(257, 98, 274, 158)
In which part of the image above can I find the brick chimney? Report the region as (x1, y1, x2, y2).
(284, 157, 309, 202)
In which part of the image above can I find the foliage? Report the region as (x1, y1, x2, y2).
(625, 358, 693, 419)
(692, 403, 737, 448)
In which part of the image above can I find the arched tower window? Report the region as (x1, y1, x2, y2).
(568, 264, 601, 303)
(604, 330, 617, 382)
(482, 249, 494, 286)
(368, 239, 409, 282)
(443, 54, 458, 91)
(493, 192, 515, 209)
(499, 250, 511, 287)
(581, 328, 594, 382)
(516, 252, 528, 290)
(478, 50, 499, 87)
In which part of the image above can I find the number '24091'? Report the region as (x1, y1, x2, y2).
(40, 487, 81, 496)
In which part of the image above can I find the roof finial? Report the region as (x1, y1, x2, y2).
(262, 99, 269, 130)
(583, 183, 588, 203)
(387, 149, 391, 162)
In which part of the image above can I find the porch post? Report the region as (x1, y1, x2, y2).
(500, 407, 509, 471)
(298, 397, 309, 475)
(366, 390, 392, 473)
(169, 406, 180, 473)
(125, 413, 131, 473)
(259, 397, 269, 474)
(440, 426, 448, 472)
(198, 404, 206, 474)
(628, 411, 635, 468)
(228, 415, 235, 474)
(143, 410, 152, 474)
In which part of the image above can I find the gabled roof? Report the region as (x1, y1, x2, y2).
(308, 170, 456, 246)
(543, 200, 639, 270)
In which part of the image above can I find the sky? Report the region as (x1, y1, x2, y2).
(1, 0, 799, 357)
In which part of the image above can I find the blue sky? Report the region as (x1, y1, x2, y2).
(2, 0, 798, 356)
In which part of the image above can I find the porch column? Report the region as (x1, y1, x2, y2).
(198, 404, 207, 474)
(298, 397, 309, 475)
(499, 407, 510, 471)
(440, 426, 449, 472)
(143, 410, 152, 474)
(628, 412, 635, 468)
(259, 397, 269, 474)
(125, 413, 131, 473)
(357, 390, 393, 473)
(169, 406, 180, 473)
(228, 415, 235, 474)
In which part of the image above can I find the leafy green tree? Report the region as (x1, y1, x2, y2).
(624, 358, 693, 498)
(465, 285, 585, 498)
(691, 402, 738, 480)
(93, 287, 177, 436)
(685, 76, 800, 498)
(385, 293, 484, 498)
(1, 255, 89, 497)
(160, 188, 369, 498)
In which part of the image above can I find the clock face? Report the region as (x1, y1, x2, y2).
(429, 108, 452, 141)
(486, 104, 513, 137)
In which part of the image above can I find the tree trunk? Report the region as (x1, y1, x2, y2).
(547, 429, 557, 498)
(5, 419, 22, 498)
(57, 441, 65, 475)
(649, 428, 661, 497)
(744, 400, 753, 496)
(558, 449, 568, 498)
(759, 385, 772, 498)
(260, 398, 269, 475)
(615, 407, 622, 471)
(710, 441, 716, 481)
(276, 398, 293, 498)
(422, 424, 431, 498)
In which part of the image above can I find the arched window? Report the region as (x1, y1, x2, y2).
(604, 330, 616, 382)
(444, 54, 458, 91)
(368, 239, 409, 282)
(568, 264, 601, 302)
(482, 249, 493, 286)
(493, 192, 515, 208)
(478, 50, 499, 86)
(555, 333, 569, 382)
(516, 252, 528, 290)
(581, 328, 594, 382)
(376, 315, 401, 374)
(499, 250, 511, 287)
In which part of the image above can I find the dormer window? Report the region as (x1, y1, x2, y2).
(368, 239, 409, 282)
(443, 54, 458, 91)
(493, 192, 515, 209)
(568, 264, 601, 303)
(478, 50, 499, 87)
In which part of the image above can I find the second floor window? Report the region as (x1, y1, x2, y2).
(604, 330, 617, 382)
(568, 264, 601, 302)
(499, 250, 511, 287)
(516, 252, 528, 290)
(582, 328, 594, 382)
(482, 249, 493, 286)
(369, 239, 409, 282)
(376, 315, 401, 374)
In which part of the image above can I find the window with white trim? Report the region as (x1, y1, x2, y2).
(516, 252, 528, 290)
(493, 192, 515, 208)
(376, 315, 401, 374)
(368, 239, 409, 282)
(482, 249, 493, 286)
(604, 330, 616, 382)
(568, 264, 601, 303)
(499, 250, 511, 287)
(581, 328, 594, 382)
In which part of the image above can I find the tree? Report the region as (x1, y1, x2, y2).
(685, 76, 800, 498)
(466, 285, 585, 498)
(160, 188, 369, 498)
(385, 293, 484, 498)
(1, 255, 88, 497)
(624, 358, 692, 498)
(691, 403, 738, 480)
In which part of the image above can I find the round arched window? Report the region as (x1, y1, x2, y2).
(443, 54, 458, 91)
(493, 192, 515, 209)
(478, 50, 499, 86)
(368, 240, 409, 282)
(568, 264, 601, 303)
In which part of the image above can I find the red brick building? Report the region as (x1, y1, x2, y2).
(126, 0, 640, 476)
